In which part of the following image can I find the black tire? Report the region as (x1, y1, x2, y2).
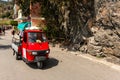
(37, 61, 43, 69)
(16, 53, 21, 60)
(16, 53, 19, 60)
(13, 50, 15, 55)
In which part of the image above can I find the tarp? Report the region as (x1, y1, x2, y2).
(17, 22, 31, 31)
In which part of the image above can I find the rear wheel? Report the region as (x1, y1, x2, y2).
(16, 53, 21, 60)
(16, 54, 19, 60)
(37, 61, 43, 69)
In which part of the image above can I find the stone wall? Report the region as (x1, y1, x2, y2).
(80, 0, 120, 64)
(32, 0, 120, 64)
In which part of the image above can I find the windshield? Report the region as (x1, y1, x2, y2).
(28, 32, 47, 43)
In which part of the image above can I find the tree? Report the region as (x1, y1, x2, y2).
(0, 1, 13, 19)
(14, 0, 30, 17)
(15, 0, 94, 47)
(10, 20, 18, 26)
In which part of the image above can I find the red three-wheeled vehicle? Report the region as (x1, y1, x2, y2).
(11, 27, 50, 69)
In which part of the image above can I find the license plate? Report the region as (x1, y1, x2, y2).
(35, 56, 46, 61)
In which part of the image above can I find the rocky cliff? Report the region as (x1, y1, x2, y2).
(18, 0, 120, 64)
(80, 0, 120, 64)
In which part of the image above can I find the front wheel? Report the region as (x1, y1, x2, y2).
(37, 61, 43, 69)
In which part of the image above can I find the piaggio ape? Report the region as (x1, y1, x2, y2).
(11, 27, 50, 69)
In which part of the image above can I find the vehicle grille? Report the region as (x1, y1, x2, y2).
(37, 50, 46, 56)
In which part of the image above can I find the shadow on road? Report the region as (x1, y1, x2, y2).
(43, 58, 59, 69)
(27, 58, 59, 69)
(0, 45, 11, 49)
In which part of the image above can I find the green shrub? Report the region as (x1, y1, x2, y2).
(10, 21, 18, 26)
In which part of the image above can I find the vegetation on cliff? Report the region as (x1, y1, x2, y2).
(0, 1, 13, 19)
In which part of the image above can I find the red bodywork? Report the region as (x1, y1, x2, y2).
(21, 29, 50, 63)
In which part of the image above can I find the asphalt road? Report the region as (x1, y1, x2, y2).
(0, 30, 120, 80)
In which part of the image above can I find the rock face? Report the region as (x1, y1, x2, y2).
(47, 0, 120, 60)
(40, 0, 94, 49)
(58, 0, 95, 50)
(37, 0, 120, 63)
(83, 0, 120, 63)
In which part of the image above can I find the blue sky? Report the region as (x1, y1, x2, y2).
(1, 0, 7, 1)
(1, 0, 12, 1)
(1, 0, 8, 1)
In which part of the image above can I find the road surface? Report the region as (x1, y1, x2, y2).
(0, 30, 120, 80)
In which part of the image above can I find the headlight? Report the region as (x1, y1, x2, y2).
(46, 50, 50, 53)
(32, 52, 37, 55)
